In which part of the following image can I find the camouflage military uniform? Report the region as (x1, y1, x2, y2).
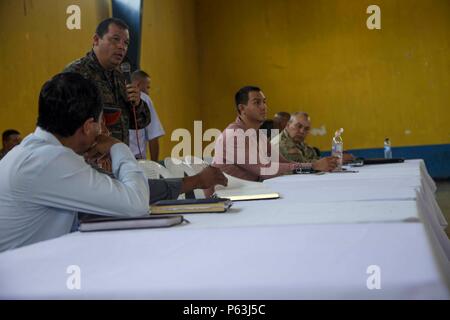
(63, 51, 151, 145)
(276, 129, 320, 163)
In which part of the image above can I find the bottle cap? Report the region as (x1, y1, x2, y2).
(335, 128, 344, 137)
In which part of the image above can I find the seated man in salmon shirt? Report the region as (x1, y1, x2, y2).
(212, 86, 338, 182)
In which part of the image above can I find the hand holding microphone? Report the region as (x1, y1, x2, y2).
(120, 62, 141, 107)
(126, 84, 141, 107)
(120, 61, 144, 158)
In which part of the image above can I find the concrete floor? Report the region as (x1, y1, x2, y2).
(435, 179, 450, 238)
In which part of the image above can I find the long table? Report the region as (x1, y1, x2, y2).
(0, 160, 449, 299)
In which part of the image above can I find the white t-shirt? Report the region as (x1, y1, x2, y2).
(129, 92, 165, 159)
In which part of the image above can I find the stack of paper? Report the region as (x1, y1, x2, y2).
(214, 174, 280, 201)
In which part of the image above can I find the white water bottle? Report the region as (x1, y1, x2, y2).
(384, 138, 392, 159)
(332, 128, 344, 170)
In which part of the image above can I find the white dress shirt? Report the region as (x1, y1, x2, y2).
(0, 127, 150, 252)
(129, 92, 165, 159)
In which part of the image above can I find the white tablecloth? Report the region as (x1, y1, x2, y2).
(0, 159, 449, 299)
(263, 160, 450, 258)
(0, 222, 448, 299)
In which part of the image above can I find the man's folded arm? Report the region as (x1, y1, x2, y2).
(28, 143, 150, 217)
(222, 134, 303, 180)
(148, 178, 182, 204)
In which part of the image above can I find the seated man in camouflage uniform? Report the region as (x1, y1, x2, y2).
(271, 112, 353, 164)
(64, 18, 150, 145)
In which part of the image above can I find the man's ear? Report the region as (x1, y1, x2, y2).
(82, 118, 96, 135)
(238, 104, 246, 115)
(93, 34, 100, 47)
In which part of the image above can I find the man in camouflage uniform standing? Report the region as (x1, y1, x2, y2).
(63, 18, 228, 204)
(64, 18, 150, 145)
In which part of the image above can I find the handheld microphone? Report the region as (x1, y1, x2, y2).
(120, 62, 132, 85)
(120, 61, 144, 158)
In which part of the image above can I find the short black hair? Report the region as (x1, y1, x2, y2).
(37, 73, 103, 137)
(131, 70, 150, 81)
(96, 18, 129, 38)
(2, 129, 20, 142)
(260, 120, 274, 137)
(275, 112, 291, 120)
(234, 86, 261, 113)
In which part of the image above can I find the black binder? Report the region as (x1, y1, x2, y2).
(355, 157, 405, 165)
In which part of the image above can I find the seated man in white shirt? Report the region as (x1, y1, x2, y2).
(129, 70, 165, 161)
(0, 73, 226, 252)
(0, 73, 150, 252)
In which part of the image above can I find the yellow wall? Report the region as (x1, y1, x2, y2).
(1, 0, 449, 156)
(140, 0, 201, 158)
(196, 0, 450, 150)
(0, 0, 199, 159)
(0, 0, 110, 139)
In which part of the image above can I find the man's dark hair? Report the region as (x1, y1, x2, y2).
(2, 129, 20, 143)
(234, 86, 261, 113)
(95, 18, 129, 38)
(275, 111, 291, 120)
(260, 120, 274, 139)
(37, 73, 103, 137)
(131, 70, 150, 81)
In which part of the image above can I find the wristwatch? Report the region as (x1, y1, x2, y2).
(293, 167, 315, 174)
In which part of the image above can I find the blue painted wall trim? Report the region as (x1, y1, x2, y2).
(321, 143, 450, 179)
